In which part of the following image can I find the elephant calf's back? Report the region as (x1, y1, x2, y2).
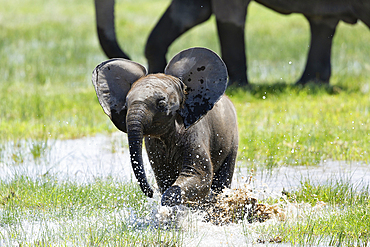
(206, 95, 238, 162)
(210, 96, 238, 135)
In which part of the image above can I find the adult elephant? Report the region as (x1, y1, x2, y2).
(94, 0, 370, 86)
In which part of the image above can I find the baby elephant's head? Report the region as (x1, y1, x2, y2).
(125, 73, 185, 136)
(92, 47, 228, 198)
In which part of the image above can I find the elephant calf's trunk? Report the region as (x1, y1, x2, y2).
(127, 119, 154, 198)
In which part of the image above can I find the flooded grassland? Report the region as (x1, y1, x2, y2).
(1, 134, 369, 246)
(1, 0, 370, 245)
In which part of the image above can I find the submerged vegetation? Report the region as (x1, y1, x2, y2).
(260, 178, 370, 246)
(0, 176, 183, 246)
(1, 172, 369, 246)
(1, 0, 369, 245)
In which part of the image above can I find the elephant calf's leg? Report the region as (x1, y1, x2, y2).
(161, 178, 213, 206)
(161, 185, 182, 206)
(296, 17, 338, 84)
(211, 151, 237, 193)
(161, 157, 214, 206)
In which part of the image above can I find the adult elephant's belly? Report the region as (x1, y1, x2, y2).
(256, 0, 355, 18)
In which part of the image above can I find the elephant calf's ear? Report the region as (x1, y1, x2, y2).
(165, 47, 228, 128)
(92, 58, 147, 132)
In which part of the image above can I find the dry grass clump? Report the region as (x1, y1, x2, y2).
(202, 185, 284, 225)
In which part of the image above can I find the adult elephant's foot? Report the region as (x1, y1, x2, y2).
(295, 74, 330, 85)
(295, 17, 338, 86)
(228, 73, 249, 87)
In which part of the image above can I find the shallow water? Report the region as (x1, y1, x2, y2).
(1, 133, 369, 246)
(1, 133, 133, 183)
(2, 133, 369, 189)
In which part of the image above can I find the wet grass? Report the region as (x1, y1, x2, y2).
(1, 174, 369, 245)
(0, 175, 183, 246)
(253, 177, 370, 246)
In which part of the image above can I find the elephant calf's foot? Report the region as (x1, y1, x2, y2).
(161, 186, 182, 207)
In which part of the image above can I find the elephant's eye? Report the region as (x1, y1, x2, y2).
(157, 99, 167, 109)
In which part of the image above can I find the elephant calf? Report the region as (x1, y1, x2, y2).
(92, 47, 238, 206)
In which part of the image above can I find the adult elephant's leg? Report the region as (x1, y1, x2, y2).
(216, 21, 248, 86)
(145, 0, 212, 73)
(94, 0, 130, 59)
(296, 17, 339, 85)
(213, 0, 250, 86)
(354, 1, 370, 30)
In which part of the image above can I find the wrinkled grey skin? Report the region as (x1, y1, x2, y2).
(92, 48, 238, 206)
(94, 0, 370, 86)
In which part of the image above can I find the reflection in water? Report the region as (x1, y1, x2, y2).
(1, 133, 369, 246)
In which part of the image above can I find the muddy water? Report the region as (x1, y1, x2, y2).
(1, 133, 369, 246)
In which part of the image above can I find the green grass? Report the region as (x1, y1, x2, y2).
(1, 0, 369, 168)
(254, 178, 370, 246)
(0, 176, 183, 246)
(231, 83, 370, 168)
(1, 174, 369, 245)
(1, 0, 369, 167)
